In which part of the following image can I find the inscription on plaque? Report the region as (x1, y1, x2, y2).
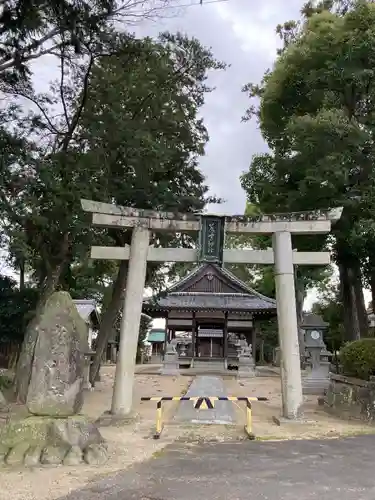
(198, 216, 225, 264)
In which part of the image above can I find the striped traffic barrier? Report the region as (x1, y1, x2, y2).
(140, 396, 268, 439)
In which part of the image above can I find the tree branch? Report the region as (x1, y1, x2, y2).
(59, 42, 70, 131)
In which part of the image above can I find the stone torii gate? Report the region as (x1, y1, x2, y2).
(81, 199, 342, 420)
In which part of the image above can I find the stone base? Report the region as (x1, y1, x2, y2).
(0, 415, 107, 467)
(96, 410, 139, 427)
(237, 369, 256, 379)
(237, 360, 256, 379)
(160, 364, 180, 376)
(272, 415, 315, 426)
(302, 378, 330, 395)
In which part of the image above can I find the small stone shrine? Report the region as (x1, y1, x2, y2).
(0, 292, 107, 467)
(160, 338, 180, 375)
(237, 336, 255, 378)
(302, 313, 331, 395)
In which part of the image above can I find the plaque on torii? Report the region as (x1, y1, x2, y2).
(81, 199, 342, 420)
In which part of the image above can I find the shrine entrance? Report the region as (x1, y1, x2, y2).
(196, 327, 224, 359)
(81, 198, 342, 420)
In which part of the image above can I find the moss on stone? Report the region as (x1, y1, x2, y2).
(0, 416, 50, 447)
(0, 415, 98, 448)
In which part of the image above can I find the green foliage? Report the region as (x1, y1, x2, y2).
(1, 29, 225, 301)
(0, 1, 226, 393)
(257, 318, 278, 362)
(340, 338, 375, 379)
(241, 0, 375, 339)
(0, 0, 171, 88)
(0, 275, 38, 343)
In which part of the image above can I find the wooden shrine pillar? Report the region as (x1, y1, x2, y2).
(223, 311, 228, 369)
(252, 322, 258, 365)
(192, 312, 197, 363)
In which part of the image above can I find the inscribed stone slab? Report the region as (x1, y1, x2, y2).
(26, 291, 87, 416)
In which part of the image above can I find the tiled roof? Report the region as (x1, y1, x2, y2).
(73, 299, 100, 325)
(301, 312, 328, 328)
(143, 262, 276, 314)
(168, 263, 276, 302)
(144, 292, 276, 311)
(143, 292, 276, 312)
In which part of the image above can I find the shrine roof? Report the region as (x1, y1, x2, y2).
(301, 312, 328, 328)
(73, 299, 100, 328)
(143, 263, 276, 316)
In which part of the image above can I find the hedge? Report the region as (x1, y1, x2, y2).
(340, 338, 375, 380)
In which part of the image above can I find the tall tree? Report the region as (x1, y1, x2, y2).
(241, 0, 375, 341)
(79, 32, 226, 382)
(0, 0, 176, 87)
(8, 30, 225, 397)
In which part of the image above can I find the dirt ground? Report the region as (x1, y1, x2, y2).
(2, 366, 375, 500)
(1, 366, 191, 500)
(224, 376, 375, 440)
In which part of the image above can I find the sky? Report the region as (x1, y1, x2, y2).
(134, 0, 303, 213)
(2, 0, 370, 322)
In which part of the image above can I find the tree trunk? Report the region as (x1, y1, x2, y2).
(339, 262, 360, 341)
(13, 263, 65, 403)
(19, 259, 25, 290)
(369, 261, 375, 312)
(89, 261, 128, 385)
(338, 255, 367, 341)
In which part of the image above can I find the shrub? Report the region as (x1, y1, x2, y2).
(340, 339, 375, 380)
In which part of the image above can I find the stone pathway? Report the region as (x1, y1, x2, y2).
(174, 376, 235, 425)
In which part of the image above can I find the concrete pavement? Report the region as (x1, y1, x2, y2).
(60, 435, 375, 500)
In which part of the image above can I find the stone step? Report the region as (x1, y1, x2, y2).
(192, 361, 225, 370)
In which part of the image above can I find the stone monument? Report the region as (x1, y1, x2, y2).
(160, 338, 180, 375)
(0, 292, 107, 467)
(237, 336, 255, 378)
(302, 324, 332, 395)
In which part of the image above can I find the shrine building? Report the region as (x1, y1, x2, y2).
(142, 262, 277, 370)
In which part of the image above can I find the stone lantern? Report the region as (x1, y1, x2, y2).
(302, 313, 331, 395)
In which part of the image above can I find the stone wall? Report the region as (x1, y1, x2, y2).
(323, 373, 375, 423)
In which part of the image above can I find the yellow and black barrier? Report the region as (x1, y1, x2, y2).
(140, 396, 268, 440)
